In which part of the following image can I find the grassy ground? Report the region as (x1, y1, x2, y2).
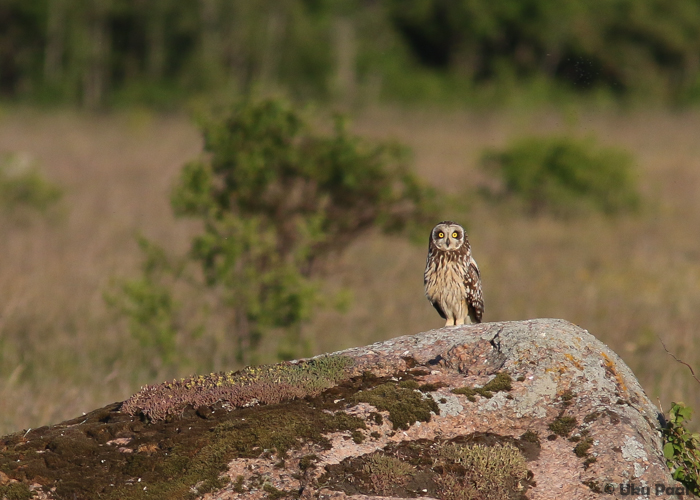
(1, 106, 700, 435)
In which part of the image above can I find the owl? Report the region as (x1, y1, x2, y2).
(424, 221, 483, 326)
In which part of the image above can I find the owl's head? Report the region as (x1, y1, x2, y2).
(430, 221, 466, 251)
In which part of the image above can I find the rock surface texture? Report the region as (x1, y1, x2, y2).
(0, 319, 682, 500)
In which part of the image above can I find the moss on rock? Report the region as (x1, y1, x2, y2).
(321, 433, 535, 499)
(349, 382, 439, 430)
(0, 482, 33, 500)
(574, 437, 594, 457)
(122, 355, 354, 421)
(548, 416, 578, 438)
(0, 367, 373, 500)
(451, 372, 513, 402)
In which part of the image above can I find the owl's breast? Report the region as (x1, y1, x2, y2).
(424, 256, 469, 305)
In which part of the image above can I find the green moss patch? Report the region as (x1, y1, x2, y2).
(451, 372, 513, 402)
(122, 355, 354, 421)
(0, 482, 33, 500)
(549, 416, 578, 437)
(321, 433, 536, 499)
(560, 390, 575, 405)
(437, 442, 529, 500)
(349, 382, 439, 430)
(0, 361, 541, 500)
(398, 380, 420, 390)
(299, 454, 318, 471)
(583, 480, 602, 493)
(574, 438, 593, 457)
(363, 454, 416, 496)
(519, 430, 540, 446)
(573, 429, 594, 461)
(418, 382, 447, 392)
(0, 368, 385, 500)
(262, 483, 295, 499)
(209, 404, 366, 461)
(583, 411, 600, 423)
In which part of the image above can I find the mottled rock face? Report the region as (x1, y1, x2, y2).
(0, 320, 683, 500)
(200, 319, 678, 500)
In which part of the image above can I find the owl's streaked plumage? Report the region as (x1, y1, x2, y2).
(424, 221, 483, 326)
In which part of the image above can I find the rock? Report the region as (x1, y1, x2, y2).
(0, 319, 684, 500)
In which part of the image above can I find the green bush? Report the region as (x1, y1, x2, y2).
(663, 402, 700, 496)
(0, 153, 62, 213)
(110, 98, 436, 366)
(481, 135, 639, 216)
(104, 237, 184, 372)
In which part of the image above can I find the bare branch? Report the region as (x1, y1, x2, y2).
(658, 335, 700, 386)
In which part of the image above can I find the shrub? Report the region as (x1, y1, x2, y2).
(104, 237, 184, 372)
(109, 98, 436, 366)
(481, 135, 639, 216)
(663, 402, 700, 496)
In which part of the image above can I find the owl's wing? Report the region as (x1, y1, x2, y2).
(465, 256, 484, 323)
(430, 300, 447, 320)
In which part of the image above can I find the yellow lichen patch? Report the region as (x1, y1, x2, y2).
(564, 353, 584, 370)
(544, 364, 568, 375)
(600, 352, 628, 393)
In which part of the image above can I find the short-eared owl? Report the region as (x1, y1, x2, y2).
(424, 221, 483, 326)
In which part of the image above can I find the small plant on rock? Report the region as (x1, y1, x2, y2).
(436, 442, 528, 500)
(363, 454, 415, 496)
(663, 402, 700, 496)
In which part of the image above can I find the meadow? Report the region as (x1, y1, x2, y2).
(1, 106, 700, 435)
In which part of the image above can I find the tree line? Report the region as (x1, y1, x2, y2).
(2, 0, 700, 108)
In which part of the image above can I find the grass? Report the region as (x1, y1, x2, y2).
(2, 105, 700, 435)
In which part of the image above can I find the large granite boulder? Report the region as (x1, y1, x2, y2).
(0, 319, 683, 500)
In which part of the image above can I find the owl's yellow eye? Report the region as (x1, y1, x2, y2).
(438, 232, 444, 238)
(452, 232, 458, 238)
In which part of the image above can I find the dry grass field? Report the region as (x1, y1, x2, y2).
(1, 105, 700, 436)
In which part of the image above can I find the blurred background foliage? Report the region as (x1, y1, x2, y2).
(481, 135, 639, 216)
(2, 0, 700, 109)
(0, 153, 62, 213)
(106, 98, 437, 371)
(2, 0, 700, 436)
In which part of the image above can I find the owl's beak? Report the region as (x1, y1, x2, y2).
(445, 240, 451, 248)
